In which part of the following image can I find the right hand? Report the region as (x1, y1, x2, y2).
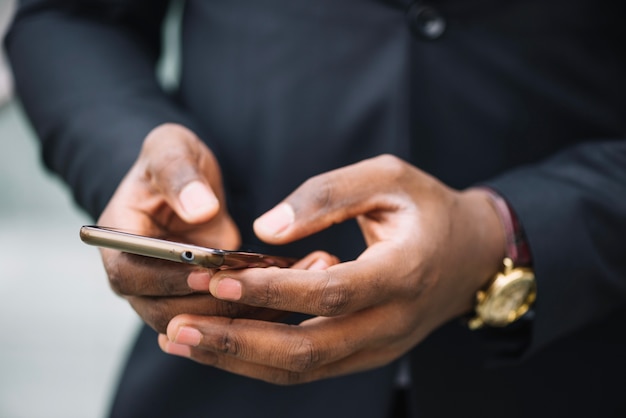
(97, 123, 333, 332)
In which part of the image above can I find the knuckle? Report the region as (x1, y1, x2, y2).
(261, 279, 281, 307)
(141, 131, 204, 194)
(286, 337, 321, 373)
(158, 154, 198, 194)
(303, 175, 334, 211)
(216, 326, 243, 356)
(242, 274, 283, 309)
(142, 123, 184, 150)
(375, 154, 410, 181)
(316, 271, 350, 316)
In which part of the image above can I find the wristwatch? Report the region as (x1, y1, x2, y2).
(467, 257, 536, 329)
(467, 189, 536, 330)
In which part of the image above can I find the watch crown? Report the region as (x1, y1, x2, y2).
(503, 257, 514, 274)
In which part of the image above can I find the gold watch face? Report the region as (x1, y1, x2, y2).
(476, 268, 536, 327)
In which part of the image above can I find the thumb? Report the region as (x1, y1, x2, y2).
(253, 202, 297, 243)
(253, 156, 393, 244)
(140, 123, 221, 224)
(177, 180, 220, 223)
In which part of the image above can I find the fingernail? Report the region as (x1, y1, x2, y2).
(165, 342, 192, 357)
(187, 270, 212, 290)
(174, 327, 203, 346)
(213, 278, 242, 301)
(254, 203, 294, 237)
(179, 181, 218, 218)
(308, 259, 330, 271)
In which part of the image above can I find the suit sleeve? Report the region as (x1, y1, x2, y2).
(5, 0, 203, 219)
(485, 139, 626, 356)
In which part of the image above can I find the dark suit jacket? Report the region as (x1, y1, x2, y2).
(6, 0, 626, 416)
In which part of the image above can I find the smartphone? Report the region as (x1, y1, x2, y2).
(79, 225, 297, 270)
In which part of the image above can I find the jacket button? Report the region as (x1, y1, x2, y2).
(408, 3, 446, 40)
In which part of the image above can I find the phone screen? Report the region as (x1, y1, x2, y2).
(79, 225, 296, 270)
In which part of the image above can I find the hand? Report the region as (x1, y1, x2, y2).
(97, 123, 275, 332)
(159, 154, 506, 384)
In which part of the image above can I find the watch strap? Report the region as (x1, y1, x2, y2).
(482, 188, 532, 267)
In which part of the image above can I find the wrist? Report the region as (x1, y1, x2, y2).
(465, 187, 536, 330)
(478, 187, 532, 267)
(455, 188, 508, 313)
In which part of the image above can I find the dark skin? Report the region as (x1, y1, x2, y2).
(98, 123, 505, 385)
(98, 123, 338, 331)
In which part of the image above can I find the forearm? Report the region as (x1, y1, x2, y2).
(485, 139, 626, 353)
(6, 0, 201, 218)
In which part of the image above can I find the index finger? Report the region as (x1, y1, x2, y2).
(208, 243, 422, 316)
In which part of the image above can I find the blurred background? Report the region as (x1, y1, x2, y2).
(0, 0, 140, 416)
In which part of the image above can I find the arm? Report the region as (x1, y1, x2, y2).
(159, 154, 508, 383)
(5, 0, 331, 332)
(486, 139, 626, 354)
(6, 0, 200, 217)
(159, 142, 626, 384)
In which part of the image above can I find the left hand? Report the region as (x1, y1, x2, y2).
(158, 154, 506, 384)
